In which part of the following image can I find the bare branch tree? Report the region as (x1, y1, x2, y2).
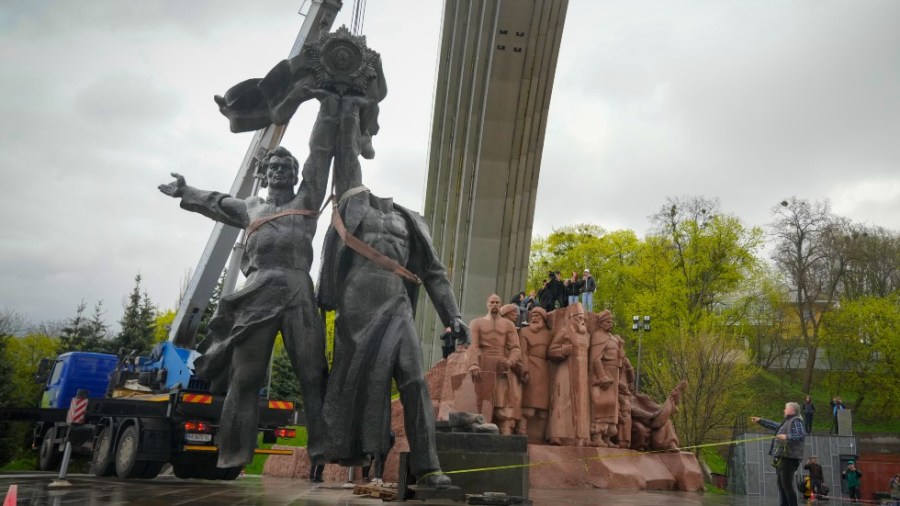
(770, 197, 848, 392)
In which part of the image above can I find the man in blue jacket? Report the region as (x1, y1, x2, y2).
(752, 402, 806, 506)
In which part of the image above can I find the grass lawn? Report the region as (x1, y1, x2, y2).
(2, 427, 310, 475)
(748, 369, 900, 433)
(244, 426, 308, 475)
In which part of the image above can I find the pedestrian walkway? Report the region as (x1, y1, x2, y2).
(0, 472, 788, 505)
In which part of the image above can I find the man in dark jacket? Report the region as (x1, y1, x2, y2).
(804, 455, 824, 497)
(540, 272, 565, 309)
(581, 269, 596, 312)
(802, 396, 815, 434)
(752, 402, 806, 506)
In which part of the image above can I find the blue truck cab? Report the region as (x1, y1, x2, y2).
(40, 352, 118, 409)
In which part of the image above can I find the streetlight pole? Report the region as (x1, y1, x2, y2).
(631, 315, 651, 393)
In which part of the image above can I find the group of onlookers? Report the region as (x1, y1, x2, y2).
(800, 395, 848, 435)
(763, 395, 900, 505)
(533, 269, 597, 314)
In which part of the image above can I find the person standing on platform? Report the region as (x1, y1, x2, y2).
(830, 396, 845, 433)
(567, 271, 581, 306)
(581, 269, 596, 312)
(751, 401, 806, 506)
(802, 395, 815, 434)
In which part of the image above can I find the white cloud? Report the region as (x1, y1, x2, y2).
(1, 0, 898, 328)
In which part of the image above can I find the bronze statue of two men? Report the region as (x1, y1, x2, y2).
(159, 27, 465, 486)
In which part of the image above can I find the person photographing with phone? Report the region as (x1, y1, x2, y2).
(751, 402, 806, 506)
(842, 460, 863, 503)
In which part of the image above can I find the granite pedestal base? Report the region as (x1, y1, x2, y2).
(436, 432, 529, 499)
(527, 445, 703, 491)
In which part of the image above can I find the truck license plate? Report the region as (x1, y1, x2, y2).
(184, 433, 212, 443)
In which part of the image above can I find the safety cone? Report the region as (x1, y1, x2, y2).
(2, 484, 17, 506)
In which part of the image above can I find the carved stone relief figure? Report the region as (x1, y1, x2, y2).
(546, 303, 591, 446)
(468, 295, 523, 435)
(516, 307, 553, 442)
(587, 310, 620, 447)
(615, 352, 636, 449)
(630, 381, 686, 452)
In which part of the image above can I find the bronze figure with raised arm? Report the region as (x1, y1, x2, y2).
(158, 146, 328, 469)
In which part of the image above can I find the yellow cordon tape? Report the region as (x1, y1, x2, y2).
(421, 436, 773, 480)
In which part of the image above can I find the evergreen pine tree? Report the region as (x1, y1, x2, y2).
(269, 346, 303, 408)
(115, 274, 157, 355)
(85, 301, 111, 352)
(59, 301, 89, 352)
(197, 269, 226, 342)
(140, 290, 156, 345)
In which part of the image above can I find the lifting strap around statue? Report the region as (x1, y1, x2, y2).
(330, 199, 422, 285)
(246, 209, 320, 238)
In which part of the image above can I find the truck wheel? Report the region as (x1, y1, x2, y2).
(197, 460, 223, 480)
(115, 425, 147, 478)
(38, 429, 61, 471)
(91, 426, 116, 477)
(173, 462, 196, 479)
(219, 467, 242, 480)
(140, 461, 164, 479)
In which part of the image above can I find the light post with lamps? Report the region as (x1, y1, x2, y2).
(631, 315, 651, 393)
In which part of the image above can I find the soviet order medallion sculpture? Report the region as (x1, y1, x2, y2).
(210, 27, 467, 486)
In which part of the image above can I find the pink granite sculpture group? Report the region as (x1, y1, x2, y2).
(466, 295, 683, 451)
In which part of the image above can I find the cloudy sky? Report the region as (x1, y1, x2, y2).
(1, 0, 898, 329)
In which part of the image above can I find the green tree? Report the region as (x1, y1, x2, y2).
(0, 334, 17, 466)
(3, 331, 59, 464)
(527, 225, 641, 329)
(86, 301, 110, 351)
(5, 332, 59, 407)
(114, 274, 157, 355)
(0, 308, 25, 337)
(154, 310, 176, 344)
(324, 310, 335, 368)
(196, 269, 226, 343)
(770, 198, 850, 393)
(269, 344, 303, 407)
(645, 197, 762, 335)
(820, 295, 900, 418)
(60, 301, 87, 352)
(527, 205, 763, 452)
(839, 226, 900, 299)
(643, 320, 759, 451)
(59, 300, 111, 352)
(738, 267, 804, 370)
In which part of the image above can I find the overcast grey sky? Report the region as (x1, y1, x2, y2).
(1, 0, 898, 328)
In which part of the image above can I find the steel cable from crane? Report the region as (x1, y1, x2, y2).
(351, 0, 366, 35)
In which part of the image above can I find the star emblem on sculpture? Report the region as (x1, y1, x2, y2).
(304, 25, 379, 95)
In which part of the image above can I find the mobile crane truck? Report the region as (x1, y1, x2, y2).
(1, 342, 298, 480)
(0, 0, 346, 483)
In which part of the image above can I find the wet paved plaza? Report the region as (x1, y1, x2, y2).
(0, 473, 789, 505)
